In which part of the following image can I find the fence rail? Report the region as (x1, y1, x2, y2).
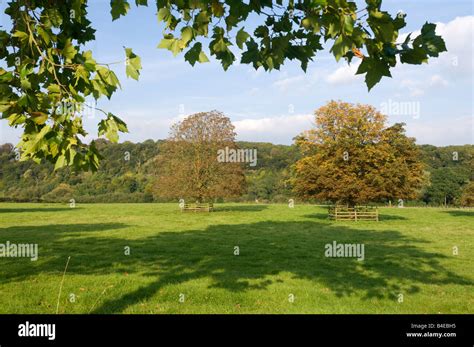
(181, 203, 214, 212)
(328, 206, 378, 221)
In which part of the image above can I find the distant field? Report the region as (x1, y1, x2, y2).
(0, 203, 472, 314)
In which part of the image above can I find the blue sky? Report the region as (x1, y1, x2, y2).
(1, 0, 473, 145)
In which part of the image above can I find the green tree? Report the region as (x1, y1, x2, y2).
(423, 167, 468, 206)
(1, 0, 446, 170)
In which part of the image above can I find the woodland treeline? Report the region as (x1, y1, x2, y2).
(0, 140, 472, 206)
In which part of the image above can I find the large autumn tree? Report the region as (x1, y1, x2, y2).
(292, 100, 424, 206)
(0, 0, 446, 171)
(153, 110, 245, 202)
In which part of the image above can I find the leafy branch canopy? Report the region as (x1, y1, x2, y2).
(0, 0, 446, 171)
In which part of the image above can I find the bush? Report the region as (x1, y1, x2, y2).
(75, 192, 153, 203)
(41, 183, 75, 202)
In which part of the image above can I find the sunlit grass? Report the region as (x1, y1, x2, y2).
(0, 203, 472, 314)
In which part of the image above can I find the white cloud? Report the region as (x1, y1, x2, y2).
(398, 73, 450, 97)
(435, 16, 474, 65)
(234, 113, 313, 144)
(405, 115, 473, 145)
(272, 70, 319, 92)
(272, 75, 307, 92)
(325, 60, 362, 85)
(400, 79, 426, 97)
(430, 74, 449, 87)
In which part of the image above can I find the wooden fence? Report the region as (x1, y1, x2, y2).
(181, 202, 214, 212)
(328, 205, 378, 221)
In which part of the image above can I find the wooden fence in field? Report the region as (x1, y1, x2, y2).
(328, 205, 378, 221)
(181, 202, 214, 212)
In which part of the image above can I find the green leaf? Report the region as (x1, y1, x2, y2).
(195, 11, 210, 24)
(240, 40, 260, 67)
(54, 154, 66, 171)
(45, 8, 63, 27)
(330, 35, 352, 62)
(420, 22, 447, 57)
(157, 8, 171, 22)
(124, 47, 142, 80)
(20, 78, 32, 90)
(157, 38, 171, 50)
(97, 66, 121, 88)
(212, 38, 228, 53)
(83, 50, 97, 71)
(184, 42, 209, 66)
(47, 84, 61, 95)
(111, 0, 130, 21)
(37, 27, 51, 44)
(236, 27, 250, 49)
(62, 39, 78, 61)
(181, 26, 194, 45)
(356, 57, 392, 90)
(199, 51, 210, 63)
(30, 112, 48, 125)
(0, 102, 11, 113)
(400, 47, 428, 65)
(98, 113, 128, 143)
(343, 15, 355, 35)
(0, 69, 13, 83)
(158, 36, 184, 56)
(12, 31, 29, 42)
(7, 113, 26, 126)
(68, 148, 77, 165)
(211, 1, 225, 17)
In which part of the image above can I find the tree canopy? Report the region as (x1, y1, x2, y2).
(0, 0, 447, 171)
(292, 100, 424, 206)
(153, 110, 246, 202)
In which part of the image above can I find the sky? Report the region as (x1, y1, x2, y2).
(0, 0, 473, 146)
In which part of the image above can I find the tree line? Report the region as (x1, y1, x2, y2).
(1, 105, 472, 207)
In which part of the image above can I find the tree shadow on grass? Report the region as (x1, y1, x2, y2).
(0, 223, 129, 283)
(0, 207, 83, 213)
(0, 220, 470, 313)
(303, 213, 407, 221)
(0, 223, 127, 235)
(215, 205, 268, 212)
(442, 210, 474, 217)
(378, 214, 408, 221)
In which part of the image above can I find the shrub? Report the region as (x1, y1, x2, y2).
(41, 183, 75, 202)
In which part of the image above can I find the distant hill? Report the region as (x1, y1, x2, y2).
(0, 140, 472, 205)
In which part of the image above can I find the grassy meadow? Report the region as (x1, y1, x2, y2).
(0, 203, 472, 314)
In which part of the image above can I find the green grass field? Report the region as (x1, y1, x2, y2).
(0, 203, 472, 314)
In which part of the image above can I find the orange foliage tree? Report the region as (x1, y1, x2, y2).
(292, 101, 424, 206)
(153, 111, 245, 203)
